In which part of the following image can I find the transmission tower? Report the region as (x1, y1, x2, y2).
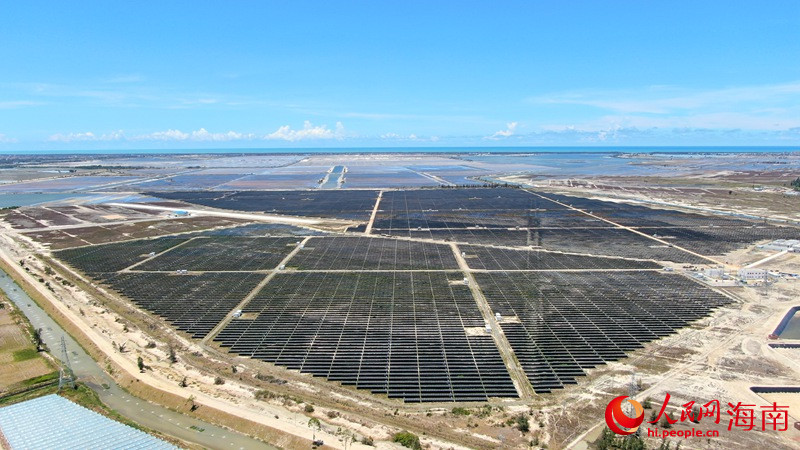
(58, 336, 76, 390)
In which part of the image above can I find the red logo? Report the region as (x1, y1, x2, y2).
(605, 395, 644, 435)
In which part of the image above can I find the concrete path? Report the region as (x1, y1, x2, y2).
(450, 243, 536, 400)
(364, 190, 382, 235)
(201, 236, 313, 344)
(745, 250, 789, 268)
(108, 202, 325, 226)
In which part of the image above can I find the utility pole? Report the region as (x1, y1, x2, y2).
(58, 336, 75, 390)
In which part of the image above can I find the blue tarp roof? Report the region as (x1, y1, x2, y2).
(0, 394, 176, 450)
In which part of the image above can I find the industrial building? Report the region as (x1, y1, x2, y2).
(758, 239, 800, 252)
(739, 268, 768, 280)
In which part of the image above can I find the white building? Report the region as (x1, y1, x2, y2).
(758, 239, 800, 252)
(739, 268, 767, 280)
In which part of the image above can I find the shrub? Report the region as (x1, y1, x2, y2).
(392, 431, 422, 450)
(451, 406, 470, 416)
(304, 404, 315, 413)
(168, 345, 178, 364)
(255, 390, 274, 400)
(516, 414, 530, 433)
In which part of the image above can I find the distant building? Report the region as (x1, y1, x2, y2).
(704, 267, 725, 278)
(758, 239, 800, 253)
(739, 268, 767, 280)
(173, 210, 189, 216)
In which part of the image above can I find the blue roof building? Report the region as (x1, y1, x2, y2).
(0, 395, 176, 450)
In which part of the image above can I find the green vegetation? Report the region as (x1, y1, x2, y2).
(0, 383, 57, 407)
(392, 431, 422, 450)
(21, 371, 59, 386)
(515, 413, 530, 433)
(451, 406, 470, 416)
(595, 427, 646, 450)
(12, 348, 39, 362)
(254, 389, 274, 400)
(791, 177, 800, 191)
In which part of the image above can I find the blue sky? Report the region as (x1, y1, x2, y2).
(1, 1, 799, 149)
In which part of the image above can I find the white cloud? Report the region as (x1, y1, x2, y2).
(135, 128, 255, 141)
(140, 129, 188, 141)
(47, 130, 124, 142)
(265, 121, 344, 141)
(190, 128, 254, 141)
(380, 132, 435, 141)
(486, 122, 518, 139)
(542, 112, 800, 133)
(0, 134, 18, 143)
(47, 128, 256, 143)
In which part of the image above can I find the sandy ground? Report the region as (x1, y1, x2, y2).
(759, 393, 800, 425)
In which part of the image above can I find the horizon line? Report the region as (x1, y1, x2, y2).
(1, 144, 799, 156)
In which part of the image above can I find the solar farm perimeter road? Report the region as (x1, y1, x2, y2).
(0, 268, 278, 450)
(107, 202, 330, 226)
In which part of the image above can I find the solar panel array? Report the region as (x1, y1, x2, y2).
(527, 228, 710, 264)
(382, 228, 532, 247)
(150, 190, 379, 220)
(537, 192, 799, 257)
(475, 271, 731, 392)
(289, 236, 459, 271)
(99, 272, 264, 338)
(460, 245, 660, 271)
(373, 188, 544, 230)
(49, 187, 797, 402)
(215, 272, 517, 402)
(55, 236, 189, 273)
(136, 236, 298, 271)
